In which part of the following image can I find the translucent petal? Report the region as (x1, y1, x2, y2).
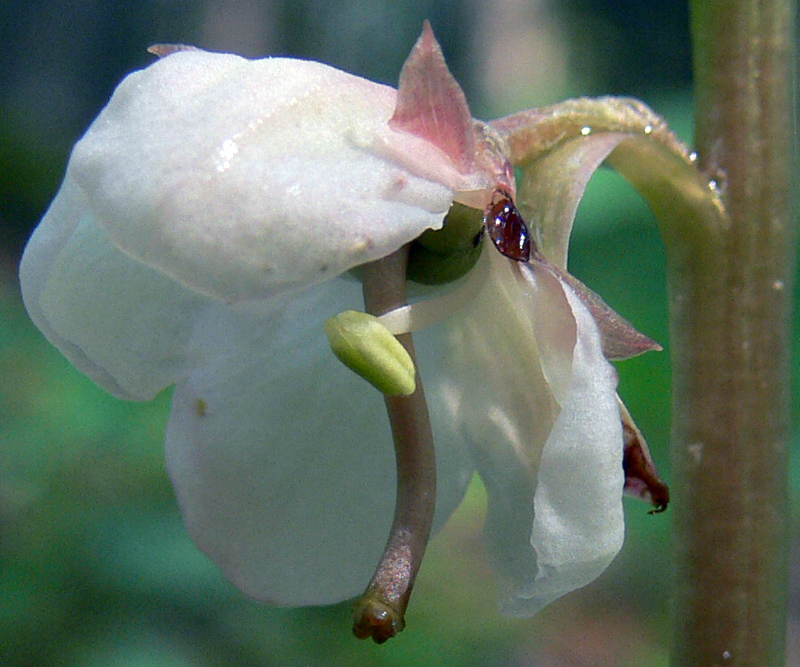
(520, 267, 624, 615)
(516, 133, 625, 268)
(165, 277, 473, 605)
(536, 256, 661, 360)
(69, 51, 460, 301)
(437, 249, 624, 615)
(19, 175, 213, 400)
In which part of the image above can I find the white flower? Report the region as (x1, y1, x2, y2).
(20, 22, 666, 637)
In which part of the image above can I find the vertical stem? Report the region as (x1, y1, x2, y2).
(352, 247, 437, 643)
(671, 1, 796, 665)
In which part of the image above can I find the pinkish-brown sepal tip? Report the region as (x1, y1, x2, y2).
(147, 44, 202, 58)
(390, 21, 475, 175)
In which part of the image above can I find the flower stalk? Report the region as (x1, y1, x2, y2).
(670, 0, 796, 664)
(352, 247, 437, 643)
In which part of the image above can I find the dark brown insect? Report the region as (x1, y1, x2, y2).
(484, 189, 531, 262)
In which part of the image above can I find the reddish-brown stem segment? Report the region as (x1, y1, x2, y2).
(670, 1, 796, 664)
(352, 247, 437, 643)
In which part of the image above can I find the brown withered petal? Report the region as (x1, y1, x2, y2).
(618, 399, 669, 513)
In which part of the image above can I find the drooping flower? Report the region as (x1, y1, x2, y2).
(20, 22, 672, 641)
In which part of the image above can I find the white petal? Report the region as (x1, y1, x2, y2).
(20, 175, 213, 400)
(431, 250, 558, 599)
(515, 262, 624, 615)
(165, 277, 472, 605)
(69, 51, 457, 301)
(436, 249, 624, 615)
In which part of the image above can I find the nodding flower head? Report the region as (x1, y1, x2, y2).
(20, 20, 668, 642)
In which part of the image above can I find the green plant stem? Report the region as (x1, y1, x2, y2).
(670, 1, 796, 665)
(351, 247, 437, 643)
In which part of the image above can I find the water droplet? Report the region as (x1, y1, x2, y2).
(643, 124, 653, 134)
(689, 151, 698, 162)
(580, 126, 592, 136)
(709, 179, 718, 191)
(484, 190, 531, 261)
(722, 650, 732, 660)
(215, 138, 240, 172)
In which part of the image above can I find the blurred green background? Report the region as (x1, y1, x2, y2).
(0, 1, 796, 665)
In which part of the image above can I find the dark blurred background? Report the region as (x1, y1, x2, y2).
(1, 1, 796, 666)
